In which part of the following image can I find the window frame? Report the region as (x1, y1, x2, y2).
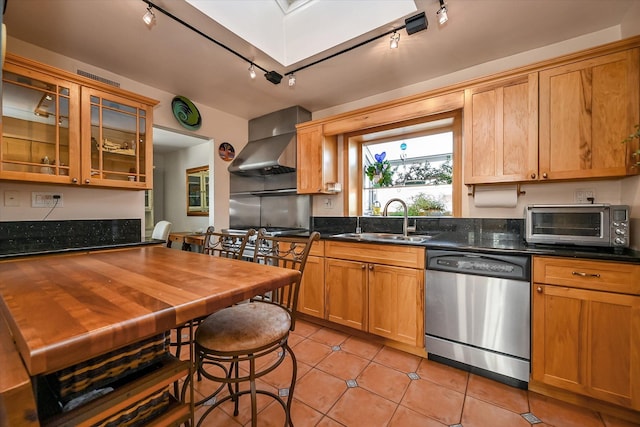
(344, 110, 462, 217)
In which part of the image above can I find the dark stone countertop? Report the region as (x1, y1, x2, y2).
(0, 239, 166, 261)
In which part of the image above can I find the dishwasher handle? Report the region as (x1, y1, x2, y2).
(426, 249, 530, 281)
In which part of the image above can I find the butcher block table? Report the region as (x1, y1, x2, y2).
(0, 246, 300, 426)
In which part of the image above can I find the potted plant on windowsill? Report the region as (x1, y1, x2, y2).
(365, 152, 393, 187)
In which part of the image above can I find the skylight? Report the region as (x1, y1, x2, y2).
(185, 0, 417, 66)
(274, 0, 314, 14)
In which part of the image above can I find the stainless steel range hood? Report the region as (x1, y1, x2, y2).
(228, 106, 311, 176)
(227, 132, 296, 175)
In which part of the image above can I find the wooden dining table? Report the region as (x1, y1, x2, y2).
(0, 246, 300, 426)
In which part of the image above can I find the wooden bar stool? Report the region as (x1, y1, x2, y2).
(193, 230, 320, 427)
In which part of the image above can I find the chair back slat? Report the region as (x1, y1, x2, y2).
(203, 227, 256, 259)
(251, 230, 321, 329)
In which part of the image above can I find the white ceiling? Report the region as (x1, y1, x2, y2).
(186, 0, 418, 65)
(3, 0, 640, 152)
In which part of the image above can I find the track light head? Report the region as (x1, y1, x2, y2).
(288, 74, 296, 87)
(248, 64, 256, 79)
(405, 11, 427, 35)
(389, 32, 400, 49)
(264, 71, 283, 85)
(437, 0, 448, 25)
(143, 6, 156, 27)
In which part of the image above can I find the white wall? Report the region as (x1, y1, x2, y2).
(3, 37, 248, 238)
(160, 142, 211, 233)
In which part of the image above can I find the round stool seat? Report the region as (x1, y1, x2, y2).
(196, 302, 291, 353)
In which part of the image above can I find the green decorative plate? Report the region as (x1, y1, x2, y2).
(172, 95, 202, 130)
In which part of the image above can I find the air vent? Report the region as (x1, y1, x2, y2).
(76, 70, 120, 88)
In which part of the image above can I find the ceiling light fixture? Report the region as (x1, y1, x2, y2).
(284, 11, 428, 82)
(141, 1, 281, 84)
(437, 0, 448, 25)
(389, 32, 400, 49)
(141, 1, 431, 87)
(248, 64, 256, 79)
(405, 11, 428, 35)
(288, 74, 296, 87)
(142, 5, 156, 27)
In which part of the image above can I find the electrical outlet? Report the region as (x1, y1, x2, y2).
(323, 198, 333, 209)
(31, 192, 64, 208)
(574, 189, 594, 204)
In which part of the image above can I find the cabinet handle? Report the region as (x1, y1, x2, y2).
(72, 178, 78, 183)
(542, 172, 548, 179)
(536, 286, 542, 293)
(368, 264, 373, 271)
(530, 172, 536, 179)
(572, 271, 601, 278)
(85, 179, 90, 184)
(361, 264, 366, 269)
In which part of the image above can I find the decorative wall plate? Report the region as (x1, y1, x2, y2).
(171, 95, 202, 130)
(218, 142, 235, 161)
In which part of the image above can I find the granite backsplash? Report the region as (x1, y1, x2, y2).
(311, 216, 523, 237)
(0, 219, 142, 256)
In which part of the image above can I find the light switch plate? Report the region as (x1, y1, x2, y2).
(4, 191, 20, 207)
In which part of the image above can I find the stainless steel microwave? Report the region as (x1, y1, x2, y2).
(525, 204, 630, 248)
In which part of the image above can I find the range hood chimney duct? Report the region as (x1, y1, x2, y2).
(228, 106, 311, 176)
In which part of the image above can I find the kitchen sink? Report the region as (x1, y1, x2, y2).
(331, 232, 436, 244)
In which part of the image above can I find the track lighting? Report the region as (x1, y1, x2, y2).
(437, 0, 448, 25)
(143, 5, 156, 27)
(264, 70, 283, 85)
(390, 32, 400, 49)
(288, 74, 296, 87)
(248, 64, 256, 79)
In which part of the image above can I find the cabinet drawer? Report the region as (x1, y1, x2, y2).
(310, 240, 325, 257)
(325, 241, 425, 269)
(533, 256, 640, 295)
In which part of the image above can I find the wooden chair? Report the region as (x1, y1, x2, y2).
(193, 230, 320, 427)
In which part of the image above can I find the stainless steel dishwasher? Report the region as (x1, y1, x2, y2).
(425, 249, 531, 388)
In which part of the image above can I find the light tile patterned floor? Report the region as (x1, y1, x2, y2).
(186, 320, 639, 427)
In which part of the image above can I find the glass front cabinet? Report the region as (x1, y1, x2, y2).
(1, 54, 157, 189)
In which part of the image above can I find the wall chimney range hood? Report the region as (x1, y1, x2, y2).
(227, 133, 296, 175)
(228, 106, 311, 176)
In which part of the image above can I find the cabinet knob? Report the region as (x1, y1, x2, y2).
(85, 179, 90, 184)
(72, 177, 78, 183)
(530, 172, 536, 179)
(536, 286, 542, 293)
(361, 264, 366, 269)
(542, 172, 548, 179)
(368, 264, 373, 271)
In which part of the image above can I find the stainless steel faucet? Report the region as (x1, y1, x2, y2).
(382, 198, 416, 237)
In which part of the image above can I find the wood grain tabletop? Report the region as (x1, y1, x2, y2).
(0, 246, 300, 376)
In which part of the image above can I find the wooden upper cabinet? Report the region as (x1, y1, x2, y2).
(296, 124, 338, 194)
(81, 87, 154, 189)
(539, 49, 640, 180)
(1, 54, 158, 189)
(464, 73, 539, 184)
(1, 61, 81, 185)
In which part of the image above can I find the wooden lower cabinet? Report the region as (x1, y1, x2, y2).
(323, 241, 425, 347)
(532, 256, 640, 411)
(298, 241, 326, 318)
(325, 258, 367, 330)
(368, 263, 423, 346)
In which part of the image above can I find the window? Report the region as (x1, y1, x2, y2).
(360, 117, 455, 217)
